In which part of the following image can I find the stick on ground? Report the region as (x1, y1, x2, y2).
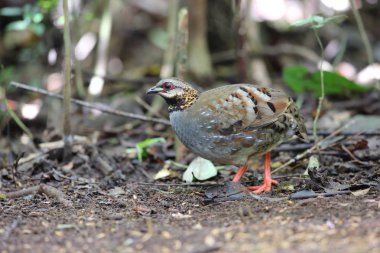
(2, 184, 73, 207)
(9, 81, 170, 125)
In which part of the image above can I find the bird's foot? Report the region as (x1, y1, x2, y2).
(247, 178, 278, 194)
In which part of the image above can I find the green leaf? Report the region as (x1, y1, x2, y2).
(283, 65, 368, 97)
(282, 65, 309, 93)
(311, 71, 368, 96)
(292, 15, 347, 29)
(291, 15, 325, 28)
(182, 157, 217, 183)
(135, 137, 165, 162)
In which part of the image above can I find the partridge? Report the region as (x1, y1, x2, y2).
(147, 78, 308, 193)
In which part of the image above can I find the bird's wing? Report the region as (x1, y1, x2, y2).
(191, 84, 292, 135)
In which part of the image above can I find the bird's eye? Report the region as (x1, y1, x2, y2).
(162, 82, 174, 91)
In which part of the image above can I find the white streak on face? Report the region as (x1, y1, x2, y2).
(160, 92, 177, 99)
(159, 88, 183, 99)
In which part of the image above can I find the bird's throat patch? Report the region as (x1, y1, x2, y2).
(168, 87, 199, 113)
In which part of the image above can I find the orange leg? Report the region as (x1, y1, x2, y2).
(232, 164, 248, 182)
(247, 153, 278, 193)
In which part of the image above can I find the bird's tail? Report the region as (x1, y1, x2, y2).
(287, 102, 309, 143)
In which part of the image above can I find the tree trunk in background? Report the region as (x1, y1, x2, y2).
(188, 0, 213, 85)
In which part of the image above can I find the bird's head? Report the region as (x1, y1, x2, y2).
(146, 78, 199, 112)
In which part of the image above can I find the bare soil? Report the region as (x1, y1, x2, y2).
(1, 153, 379, 253)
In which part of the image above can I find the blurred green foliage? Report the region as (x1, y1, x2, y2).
(283, 65, 368, 97)
(38, 0, 58, 12)
(0, 4, 47, 36)
(0, 67, 14, 85)
(135, 137, 166, 162)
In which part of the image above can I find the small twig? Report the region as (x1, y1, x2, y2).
(248, 192, 288, 202)
(17, 153, 47, 166)
(11, 152, 24, 186)
(136, 165, 154, 181)
(72, 1, 85, 97)
(39, 135, 91, 150)
(312, 28, 325, 143)
(340, 144, 369, 165)
(63, 0, 73, 161)
(314, 131, 380, 137)
(349, 0, 378, 89)
(134, 96, 166, 119)
(4, 98, 33, 137)
(272, 173, 308, 180)
(272, 122, 353, 174)
(80, 70, 160, 84)
(9, 81, 170, 125)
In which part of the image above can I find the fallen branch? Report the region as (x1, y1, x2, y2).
(39, 135, 91, 150)
(39, 184, 73, 207)
(1, 184, 73, 207)
(290, 190, 351, 200)
(9, 81, 171, 125)
(91, 147, 113, 176)
(3, 185, 40, 199)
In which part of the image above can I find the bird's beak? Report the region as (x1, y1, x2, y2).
(146, 86, 163, 95)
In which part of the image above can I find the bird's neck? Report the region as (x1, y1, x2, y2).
(167, 87, 199, 113)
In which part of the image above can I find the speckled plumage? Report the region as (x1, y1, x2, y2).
(147, 78, 308, 166)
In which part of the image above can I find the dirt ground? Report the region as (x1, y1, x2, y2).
(1, 154, 379, 253)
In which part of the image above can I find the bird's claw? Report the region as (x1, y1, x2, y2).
(247, 179, 278, 194)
